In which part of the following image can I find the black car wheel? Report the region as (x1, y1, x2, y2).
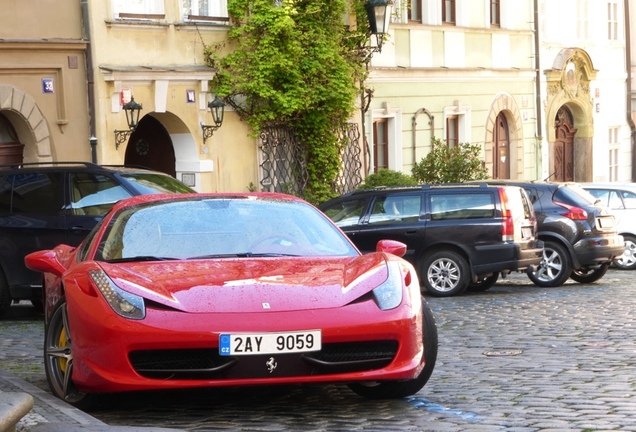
(44, 298, 93, 408)
(528, 240, 572, 287)
(570, 262, 610, 284)
(419, 251, 469, 297)
(466, 273, 499, 292)
(348, 299, 438, 399)
(614, 235, 636, 270)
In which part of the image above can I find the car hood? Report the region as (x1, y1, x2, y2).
(97, 254, 390, 313)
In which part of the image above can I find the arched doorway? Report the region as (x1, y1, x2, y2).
(493, 112, 510, 179)
(124, 115, 176, 176)
(554, 106, 576, 182)
(0, 113, 24, 164)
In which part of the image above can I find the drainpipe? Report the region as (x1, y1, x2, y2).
(412, 108, 434, 164)
(533, 0, 543, 180)
(625, 0, 636, 181)
(81, 0, 98, 164)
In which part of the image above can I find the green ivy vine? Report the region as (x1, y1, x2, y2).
(204, 0, 373, 204)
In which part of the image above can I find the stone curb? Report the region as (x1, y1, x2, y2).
(0, 391, 34, 432)
(0, 371, 182, 431)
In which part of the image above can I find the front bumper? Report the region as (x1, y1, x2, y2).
(65, 294, 427, 394)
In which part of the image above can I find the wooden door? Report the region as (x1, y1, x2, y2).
(124, 116, 176, 176)
(493, 112, 510, 179)
(554, 107, 576, 182)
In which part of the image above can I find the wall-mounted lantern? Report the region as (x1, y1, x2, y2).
(201, 95, 225, 144)
(114, 96, 143, 150)
(365, 0, 392, 52)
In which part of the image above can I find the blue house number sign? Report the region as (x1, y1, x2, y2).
(42, 78, 54, 94)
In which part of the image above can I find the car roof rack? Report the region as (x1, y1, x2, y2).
(0, 161, 101, 169)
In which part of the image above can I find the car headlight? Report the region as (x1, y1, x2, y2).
(89, 270, 146, 319)
(372, 261, 403, 310)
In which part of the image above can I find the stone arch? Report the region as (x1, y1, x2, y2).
(0, 85, 53, 162)
(544, 48, 596, 181)
(484, 92, 524, 179)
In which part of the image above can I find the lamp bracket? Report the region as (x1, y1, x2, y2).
(201, 123, 221, 144)
(114, 129, 133, 150)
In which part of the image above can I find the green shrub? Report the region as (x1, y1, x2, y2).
(412, 138, 488, 183)
(358, 169, 417, 189)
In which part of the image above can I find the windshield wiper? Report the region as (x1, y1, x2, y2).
(105, 256, 180, 263)
(187, 252, 300, 260)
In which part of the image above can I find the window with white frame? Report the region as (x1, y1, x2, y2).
(576, 0, 588, 39)
(408, 0, 422, 22)
(446, 115, 458, 147)
(490, 0, 500, 27)
(182, 0, 229, 21)
(373, 119, 389, 172)
(442, 0, 456, 25)
(112, 0, 165, 18)
(609, 126, 619, 181)
(608, 1, 619, 40)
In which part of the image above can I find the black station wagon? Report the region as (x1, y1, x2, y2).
(320, 183, 544, 297)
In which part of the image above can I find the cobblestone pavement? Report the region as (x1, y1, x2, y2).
(2, 269, 636, 431)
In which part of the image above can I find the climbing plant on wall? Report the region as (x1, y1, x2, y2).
(204, 0, 374, 204)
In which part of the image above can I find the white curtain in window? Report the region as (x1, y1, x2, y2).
(112, 0, 165, 14)
(183, 0, 228, 17)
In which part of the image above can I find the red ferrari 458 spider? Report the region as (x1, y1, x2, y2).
(25, 192, 437, 408)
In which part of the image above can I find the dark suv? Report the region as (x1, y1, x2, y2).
(478, 181, 624, 287)
(0, 162, 194, 316)
(319, 183, 544, 297)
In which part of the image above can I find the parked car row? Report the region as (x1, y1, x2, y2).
(6, 164, 633, 407)
(320, 180, 625, 296)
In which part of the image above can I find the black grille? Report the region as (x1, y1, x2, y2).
(129, 349, 236, 379)
(128, 340, 399, 380)
(308, 341, 398, 363)
(302, 340, 398, 373)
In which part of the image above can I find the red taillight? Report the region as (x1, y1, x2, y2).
(554, 200, 588, 220)
(499, 189, 514, 241)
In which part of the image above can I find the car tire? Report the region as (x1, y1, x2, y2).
(614, 235, 636, 270)
(466, 273, 499, 292)
(528, 240, 572, 287)
(419, 251, 470, 297)
(570, 262, 610, 284)
(347, 299, 438, 399)
(0, 270, 10, 318)
(44, 298, 96, 409)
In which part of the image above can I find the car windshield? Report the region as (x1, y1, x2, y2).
(94, 197, 358, 261)
(121, 173, 195, 194)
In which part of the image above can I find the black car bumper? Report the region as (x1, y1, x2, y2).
(572, 235, 624, 267)
(472, 240, 545, 276)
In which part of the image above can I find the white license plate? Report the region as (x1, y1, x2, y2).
(598, 217, 614, 228)
(521, 227, 533, 238)
(219, 330, 321, 356)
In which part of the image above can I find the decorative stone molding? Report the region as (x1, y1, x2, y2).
(484, 92, 523, 179)
(0, 85, 52, 161)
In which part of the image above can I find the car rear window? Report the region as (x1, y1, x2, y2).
(554, 184, 597, 207)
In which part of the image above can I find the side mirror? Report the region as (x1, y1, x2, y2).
(25, 250, 67, 277)
(376, 239, 407, 257)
